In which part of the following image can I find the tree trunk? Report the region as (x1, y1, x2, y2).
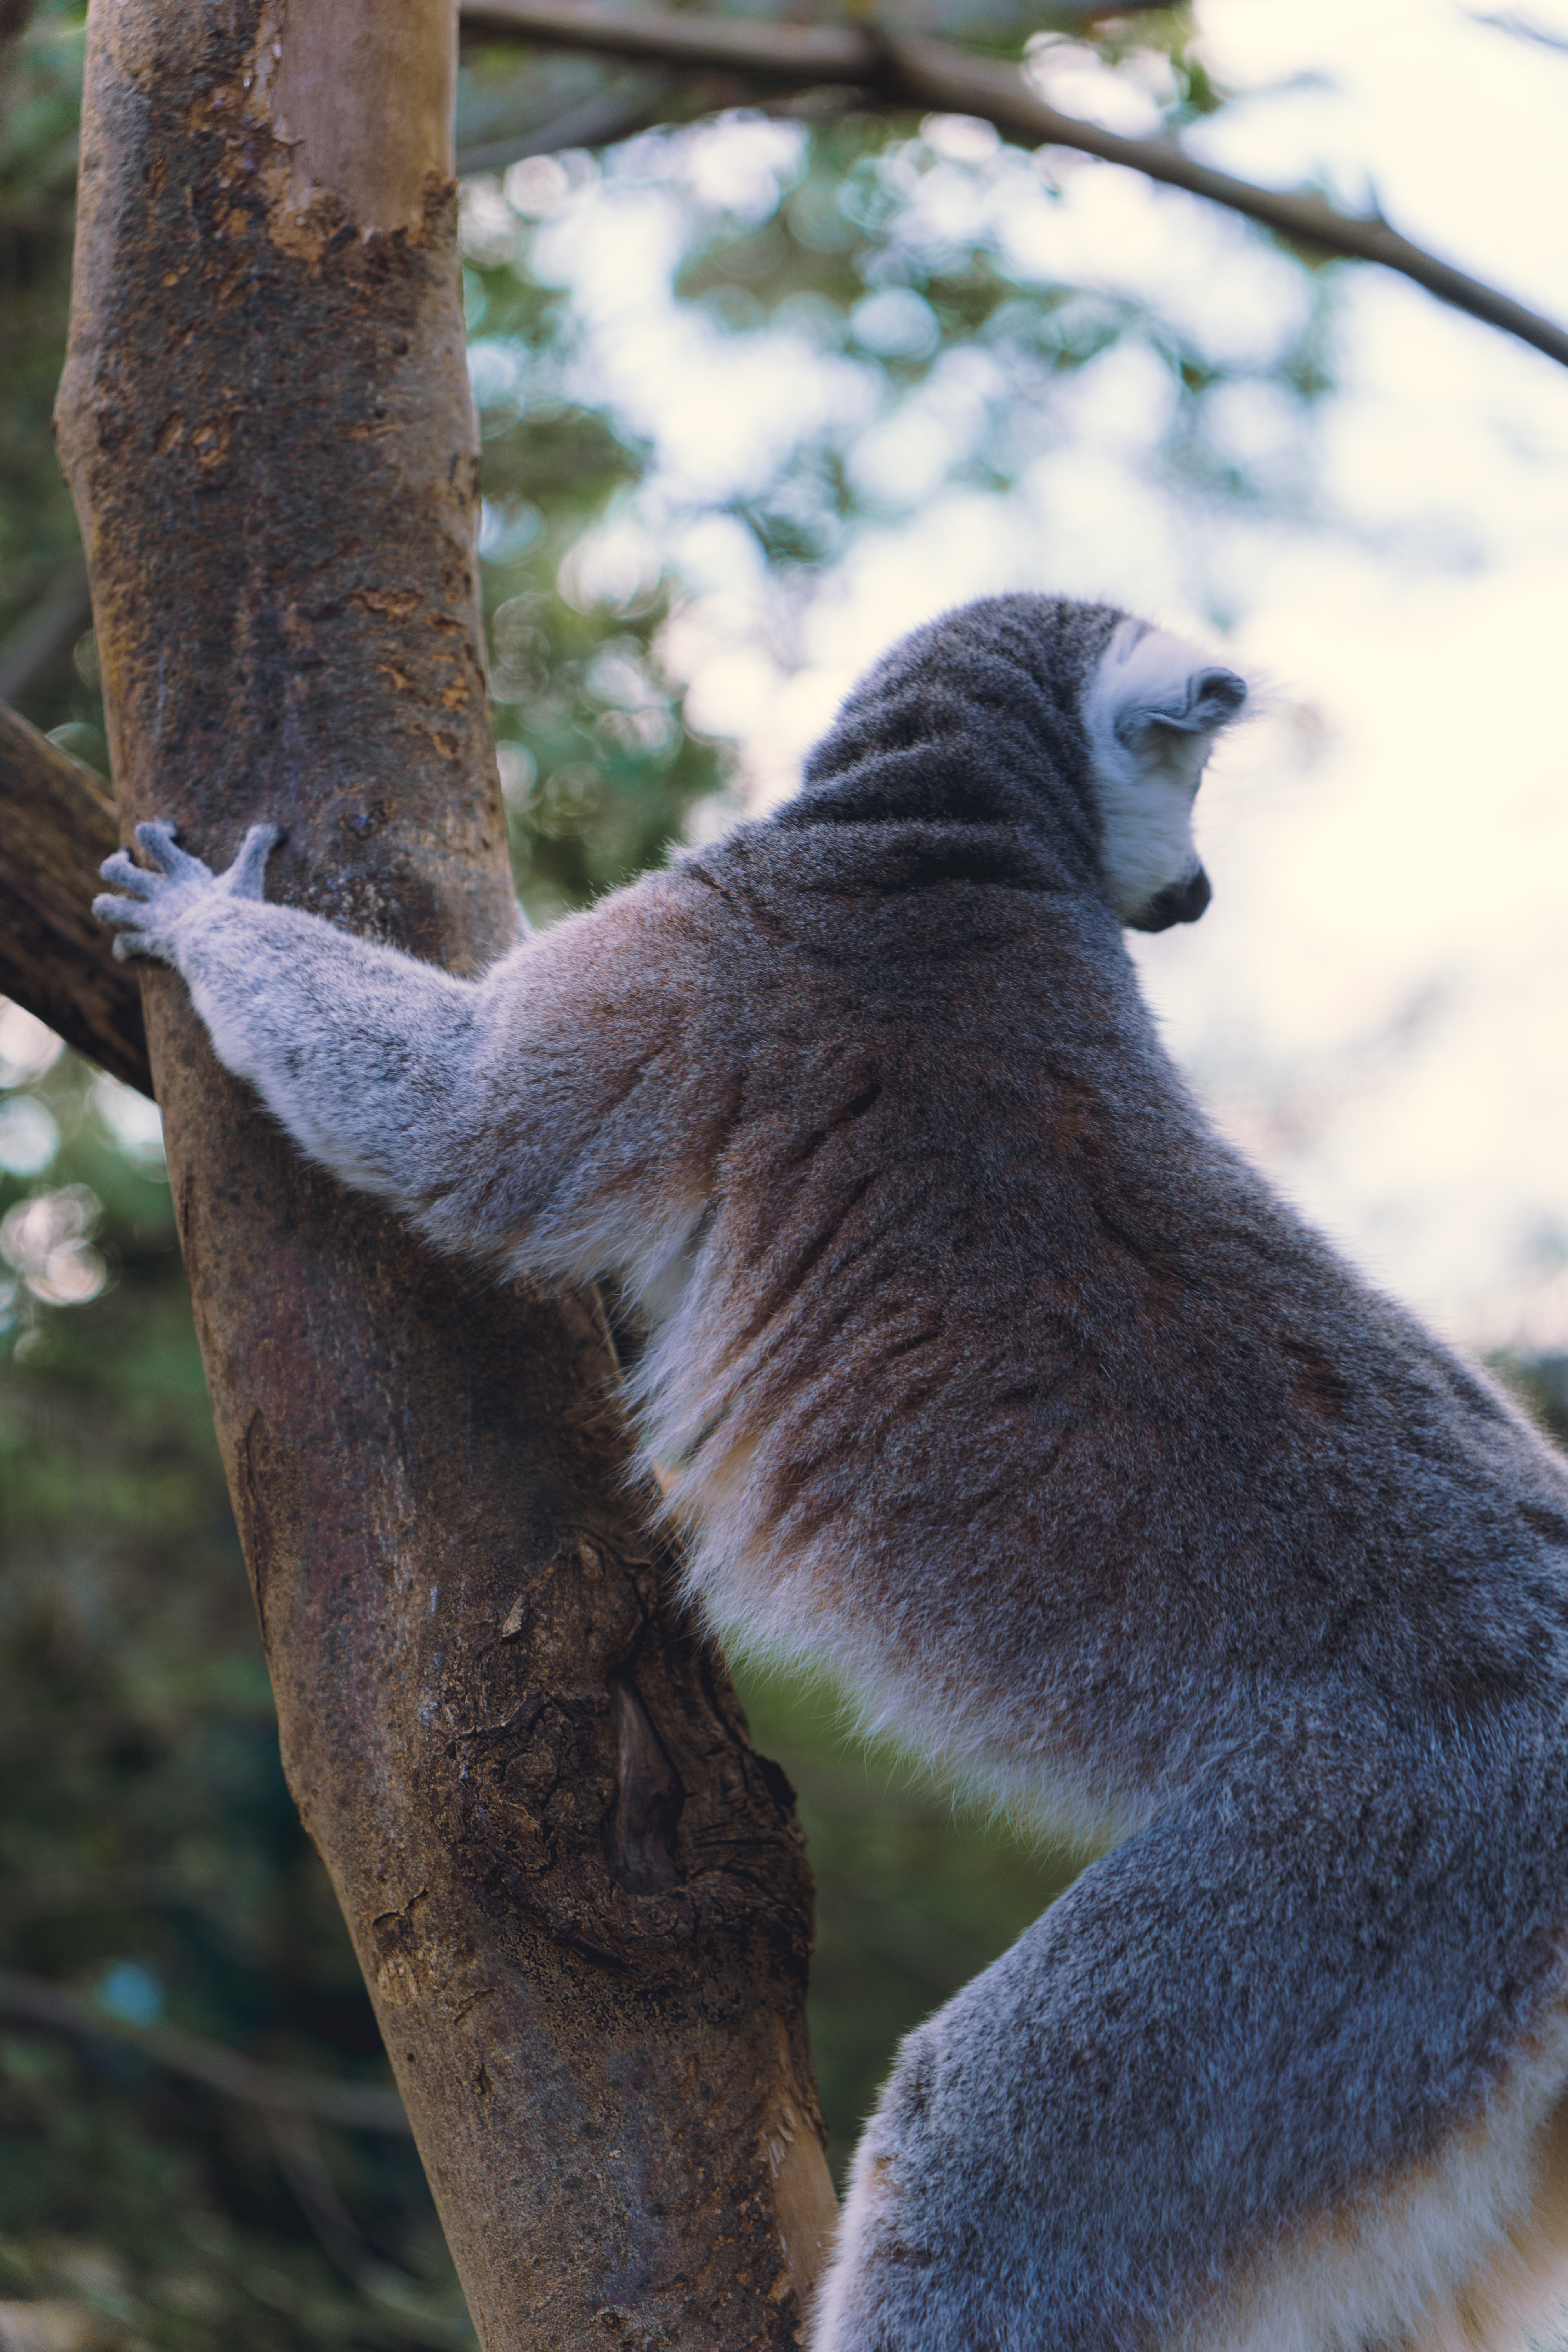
(53, 6, 836, 2345)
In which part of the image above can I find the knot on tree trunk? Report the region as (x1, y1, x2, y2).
(443, 1532, 816, 1991)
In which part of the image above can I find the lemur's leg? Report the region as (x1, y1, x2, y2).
(811, 1724, 1568, 2352)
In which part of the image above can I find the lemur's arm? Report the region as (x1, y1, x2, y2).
(94, 821, 700, 1280)
(96, 821, 484, 1205)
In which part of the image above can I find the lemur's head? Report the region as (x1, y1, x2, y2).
(788, 594, 1247, 935)
(1080, 614, 1247, 932)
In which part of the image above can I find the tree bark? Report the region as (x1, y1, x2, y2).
(53, 6, 835, 2346)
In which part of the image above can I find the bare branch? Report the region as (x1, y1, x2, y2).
(459, 0, 1568, 373)
(0, 699, 151, 1094)
(882, 32, 1568, 368)
(265, 2110, 472, 2342)
(1470, 8, 1568, 55)
(0, 1965, 412, 2133)
(455, 71, 674, 174)
(463, 1, 868, 79)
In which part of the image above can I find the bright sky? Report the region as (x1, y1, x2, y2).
(1163, 0, 1568, 1352)
(474, 0, 1568, 1357)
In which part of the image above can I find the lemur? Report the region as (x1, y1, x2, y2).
(96, 595, 1568, 2352)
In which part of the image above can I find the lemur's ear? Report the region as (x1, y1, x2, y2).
(1085, 621, 1247, 788)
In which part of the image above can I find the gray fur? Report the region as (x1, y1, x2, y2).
(94, 595, 1568, 2350)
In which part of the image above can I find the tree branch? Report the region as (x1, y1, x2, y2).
(455, 73, 674, 175)
(1470, 9, 1568, 56)
(0, 1965, 412, 2132)
(459, 0, 1568, 374)
(462, 2, 868, 78)
(0, 699, 150, 1092)
(264, 2108, 474, 2343)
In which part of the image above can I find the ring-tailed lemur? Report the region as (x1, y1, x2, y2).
(96, 595, 1568, 2352)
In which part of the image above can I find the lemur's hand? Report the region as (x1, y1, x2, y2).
(93, 820, 281, 964)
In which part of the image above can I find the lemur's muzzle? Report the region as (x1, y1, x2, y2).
(1129, 867, 1212, 933)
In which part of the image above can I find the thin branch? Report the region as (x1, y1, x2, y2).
(0, 1703, 266, 1760)
(0, 1965, 412, 2134)
(463, 1, 869, 79)
(459, 0, 1568, 374)
(265, 2111, 474, 2345)
(882, 32, 1568, 368)
(2, 1961, 454, 2332)
(0, 1863, 209, 1926)
(1469, 8, 1568, 54)
(456, 71, 674, 174)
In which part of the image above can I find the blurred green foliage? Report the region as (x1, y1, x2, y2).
(0, 0, 1348, 2339)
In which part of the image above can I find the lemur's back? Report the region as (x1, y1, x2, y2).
(642, 811, 1568, 1840)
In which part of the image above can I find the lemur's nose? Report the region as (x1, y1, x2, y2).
(1129, 867, 1212, 933)
(1194, 669, 1247, 716)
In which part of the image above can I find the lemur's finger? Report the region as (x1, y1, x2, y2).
(133, 818, 210, 880)
(228, 822, 283, 898)
(108, 928, 162, 962)
(92, 884, 150, 922)
(96, 905, 161, 957)
(97, 849, 162, 898)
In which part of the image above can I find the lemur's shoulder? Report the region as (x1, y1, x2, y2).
(661, 815, 1089, 1022)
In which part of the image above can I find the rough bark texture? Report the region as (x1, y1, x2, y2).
(0, 701, 148, 1088)
(54, 4, 835, 2344)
